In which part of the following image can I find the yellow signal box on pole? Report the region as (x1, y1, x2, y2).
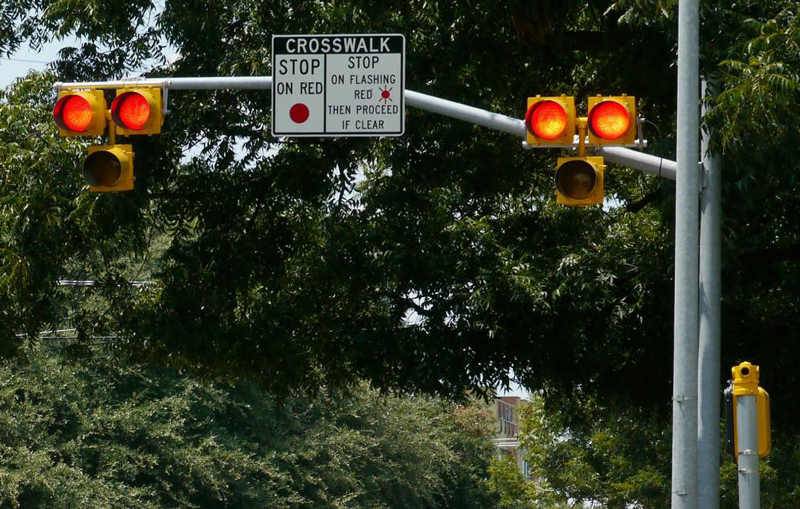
(725, 362, 772, 460)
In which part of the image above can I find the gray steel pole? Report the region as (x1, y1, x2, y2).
(673, 0, 701, 506)
(737, 394, 761, 509)
(698, 80, 722, 509)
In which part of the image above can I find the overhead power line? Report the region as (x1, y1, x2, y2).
(2, 57, 50, 64)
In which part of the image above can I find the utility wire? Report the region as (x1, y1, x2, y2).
(2, 57, 50, 64)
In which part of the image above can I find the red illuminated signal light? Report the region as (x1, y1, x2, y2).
(588, 101, 629, 140)
(52, 91, 107, 137)
(112, 92, 151, 130)
(526, 100, 568, 140)
(110, 89, 163, 135)
(525, 96, 576, 146)
(587, 96, 636, 145)
(54, 95, 92, 132)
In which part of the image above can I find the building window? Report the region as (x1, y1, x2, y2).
(523, 460, 531, 479)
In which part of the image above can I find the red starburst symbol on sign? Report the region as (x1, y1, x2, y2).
(378, 87, 393, 103)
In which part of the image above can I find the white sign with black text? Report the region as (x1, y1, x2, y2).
(272, 34, 405, 137)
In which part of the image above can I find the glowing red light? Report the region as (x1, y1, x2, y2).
(112, 92, 151, 130)
(526, 100, 568, 140)
(289, 103, 310, 123)
(588, 101, 630, 140)
(53, 95, 93, 132)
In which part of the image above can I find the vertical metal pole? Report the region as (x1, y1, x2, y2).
(698, 80, 722, 509)
(737, 395, 761, 509)
(673, 0, 701, 507)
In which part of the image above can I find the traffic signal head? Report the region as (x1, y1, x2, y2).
(83, 144, 134, 192)
(53, 90, 107, 137)
(525, 96, 576, 146)
(726, 362, 773, 460)
(110, 88, 163, 135)
(587, 95, 637, 145)
(555, 156, 604, 206)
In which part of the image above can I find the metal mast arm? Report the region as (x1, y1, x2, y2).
(54, 76, 676, 179)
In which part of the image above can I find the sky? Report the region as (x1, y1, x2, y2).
(1, 41, 63, 90)
(1, 33, 532, 401)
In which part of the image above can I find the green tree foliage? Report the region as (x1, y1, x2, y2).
(488, 454, 532, 509)
(612, 0, 800, 430)
(517, 395, 671, 508)
(721, 431, 800, 509)
(0, 71, 153, 352)
(516, 393, 800, 508)
(0, 347, 497, 508)
(0, 0, 677, 404)
(2, 0, 800, 428)
(487, 453, 570, 509)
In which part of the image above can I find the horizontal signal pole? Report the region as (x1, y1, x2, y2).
(601, 146, 675, 181)
(54, 76, 676, 180)
(55, 76, 274, 90)
(405, 90, 525, 137)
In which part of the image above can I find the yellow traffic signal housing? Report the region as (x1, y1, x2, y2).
(756, 387, 772, 457)
(725, 362, 772, 460)
(83, 144, 134, 192)
(110, 88, 164, 136)
(525, 95, 576, 146)
(53, 90, 107, 137)
(555, 156, 604, 206)
(587, 95, 637, 146)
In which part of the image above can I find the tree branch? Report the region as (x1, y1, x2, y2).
(624, 189, 662, 213)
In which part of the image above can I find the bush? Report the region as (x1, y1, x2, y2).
(0, 347, 498, 508)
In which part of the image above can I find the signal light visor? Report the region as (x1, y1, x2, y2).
(588, 100, 630, 140)
(526, 100, 568, 140)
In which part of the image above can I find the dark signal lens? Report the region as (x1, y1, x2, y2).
(83, 150, 122, 186)
(588, 101, 630, 140)
(526, 100, 568, 140)
(54, 95, 93, 132)
(556, 160, 597, 200)
(112, 92, 151, 130)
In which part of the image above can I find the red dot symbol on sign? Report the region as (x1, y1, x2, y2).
(289, 103, 310, 124)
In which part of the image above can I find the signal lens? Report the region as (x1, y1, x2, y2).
(526, 100, 568, 140)
(112, 92, 151, 130)
(556, 160, 597, 200)
(83, 150, 122, 186)
(588, 100, 630, 140)
(53, 95, 94, 132)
